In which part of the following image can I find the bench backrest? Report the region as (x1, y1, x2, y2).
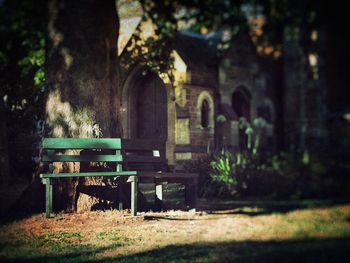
(42, 138, 123, 163)
(121, 139, 167, 172)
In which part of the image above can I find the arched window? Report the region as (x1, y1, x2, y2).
(201, 99, 209, 128)
(196, 91, 214, 132)
(232, 87, 251, 121)
(232, 86, 251, 150)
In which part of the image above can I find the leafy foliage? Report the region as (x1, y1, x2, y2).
(209, 146, 350, 199)
(124, 0, 248, 81)
(208, 114, 350, 199)
(0, 0, 46, 180)
(183, 156, 224, 197)
(210, 151, 238, 195)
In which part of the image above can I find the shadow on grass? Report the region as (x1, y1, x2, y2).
(113, 238, 350, 263)
(199, 198, 350, 217)
(143, 215, 197, 221)
(0, 243, 119, 263)
(2, 238, 350, 263)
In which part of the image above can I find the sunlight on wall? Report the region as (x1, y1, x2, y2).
(140, 19, 154, 39)
(172, 51, 188, 107)
(175, 119, 190, 144)
(117, 0, 143, 55)
(123, 19, 158, 66)
(118, 17, 142, 55)
(46, 89, 101, 138)
(156, 50, 188, 107)
(174, 51, 187, 73)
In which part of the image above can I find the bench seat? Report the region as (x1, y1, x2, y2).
(122, 139, 198, 211)
(40, 171, 137, 178)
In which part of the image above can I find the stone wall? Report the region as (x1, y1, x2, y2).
(283, 27, 328, 150)
(174, 84, 215, 164)
(188, 66, 217, 88)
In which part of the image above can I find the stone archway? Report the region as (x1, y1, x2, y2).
(121, 68, 168, 140)
(232, 86, 252, 150)
(232, 86, 251, 122)
(196, 90, 215, 132)
(136, 72, 168, 140)
(121, 67, 176, 164)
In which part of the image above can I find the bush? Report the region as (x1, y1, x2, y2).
(183, 156, 225, 197)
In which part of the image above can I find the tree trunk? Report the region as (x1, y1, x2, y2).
(0, 98, 10, 186)
(45, 0, 122, 212)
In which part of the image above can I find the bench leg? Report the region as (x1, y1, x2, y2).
(131, 176, 137, 216)
(185, 182, 197, 212)
(155, 181, 163, 211)
(45, 178, 52, 218)
(118, 189, 123, 211)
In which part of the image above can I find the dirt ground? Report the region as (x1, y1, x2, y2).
(1, 200, 350, 262)
(1, 183, 350, 262)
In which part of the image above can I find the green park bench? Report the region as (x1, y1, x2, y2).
(40, 138, 137, 218)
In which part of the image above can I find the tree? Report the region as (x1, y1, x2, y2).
(0, 98, 10, 186)
(44, 0, 122, 211)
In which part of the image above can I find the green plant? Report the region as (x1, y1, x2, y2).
(209, 150, 257, 196)
(238, 117, 268, 155)
(210, 150, 238, 195)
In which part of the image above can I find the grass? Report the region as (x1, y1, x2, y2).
(0, 202, 350, 262)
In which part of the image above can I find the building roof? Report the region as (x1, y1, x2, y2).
(173, 30, 222, 68)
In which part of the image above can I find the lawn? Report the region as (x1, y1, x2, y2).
(1, 201, 350, 262)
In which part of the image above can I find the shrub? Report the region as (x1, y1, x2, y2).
(209, 151, 238, 196)
(183, 156, 224, 197)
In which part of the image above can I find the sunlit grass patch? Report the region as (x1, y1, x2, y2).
(0, 203, 350, 262)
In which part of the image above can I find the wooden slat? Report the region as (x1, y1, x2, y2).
(136, 172, 198, 178)
(122, 139, 165, 151)
(124, 163, 161, 172)
(40, 171, 137, 178)
(42, 138, 121, 149)
(43, 154, 123, 162)
(155, 177, 197, 184)
(123, 155, 165, 163)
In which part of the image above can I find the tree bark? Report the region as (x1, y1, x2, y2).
(45, 0, 122, 211)
(0, 98, 10, 186)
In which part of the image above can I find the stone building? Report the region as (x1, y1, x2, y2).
(115, 1, 347, 169)
(119, 26, 276, 167)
